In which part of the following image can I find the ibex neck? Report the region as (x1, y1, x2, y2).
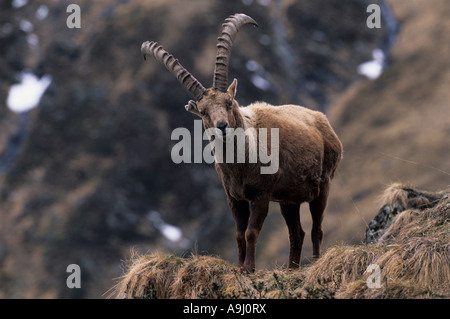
(213, 104, 258, 171)
(234, 105, 256, 130)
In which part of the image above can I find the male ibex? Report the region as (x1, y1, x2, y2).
(141, 13, 342, 273)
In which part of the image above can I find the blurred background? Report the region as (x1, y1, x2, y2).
(0, 0, 448, 298)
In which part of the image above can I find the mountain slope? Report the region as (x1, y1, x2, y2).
(0, 0, 388, 298)
(2, 0, 449, 298)
(323, 0, 450, 246)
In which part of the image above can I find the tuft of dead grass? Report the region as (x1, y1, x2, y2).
(379, 183, 443, 210)
(112, 252, 185, 299)
(171, 255, 235, 299)
(338, 279, 439, 299)
(302, 244, 385, 290)
(378, 237, 450, 290)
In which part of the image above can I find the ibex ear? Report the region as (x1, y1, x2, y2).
(227, 78, 238, 98)
(185, 100, 202, 117)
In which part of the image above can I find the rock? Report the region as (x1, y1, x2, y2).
(364, 184, 444, 244)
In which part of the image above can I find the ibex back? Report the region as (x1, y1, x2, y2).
(141, 13, 343, 273)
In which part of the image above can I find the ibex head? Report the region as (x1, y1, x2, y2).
(141, 13, 258, 135)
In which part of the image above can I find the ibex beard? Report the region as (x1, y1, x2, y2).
(171, 120, 280, 175)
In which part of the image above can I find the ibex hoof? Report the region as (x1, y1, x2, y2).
(236, 265, 255, 274)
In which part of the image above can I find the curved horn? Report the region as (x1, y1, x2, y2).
(213, 13, 258, 92)
(141, 41, 207, 101)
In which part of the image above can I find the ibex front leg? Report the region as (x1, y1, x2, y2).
(227, 196, 250, 267)
(243, 196, 269, 273)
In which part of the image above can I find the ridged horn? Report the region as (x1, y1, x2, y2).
(141, 41, 207, 101)
(213, 13, 258, 92)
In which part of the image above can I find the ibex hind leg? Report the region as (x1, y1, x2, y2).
(280, 203, 304, 269)
(309, 178, 330, 260)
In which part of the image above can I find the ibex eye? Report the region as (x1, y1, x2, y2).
(226, 99, 233, 109)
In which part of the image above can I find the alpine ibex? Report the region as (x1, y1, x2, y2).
(141, 13, 342, 273)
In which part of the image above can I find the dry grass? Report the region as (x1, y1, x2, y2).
(171, 255, 235, 299)
(302, 244, 385, 290)
(113, 184, 449, 299)
(113, 252, 185, 299)
(339, 279, 438, 299)
(379, 183, 444, 210)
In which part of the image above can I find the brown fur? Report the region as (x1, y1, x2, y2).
(194, 80, 343, 272)
(143, 14, 342, 273)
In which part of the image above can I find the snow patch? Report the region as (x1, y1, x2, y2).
(19, 19, 33, 33)
(6, 71, 52, 113)
(357, 49, 385, 80)
(147, 210, 189, 247)
(12, 0, 28, 8)
(36, 5, 49, 20)
(257, 0, 271, 6)
(246, 60, 273, 91)
(26, 33, 39, 47)
(251, 75, 271, 91)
